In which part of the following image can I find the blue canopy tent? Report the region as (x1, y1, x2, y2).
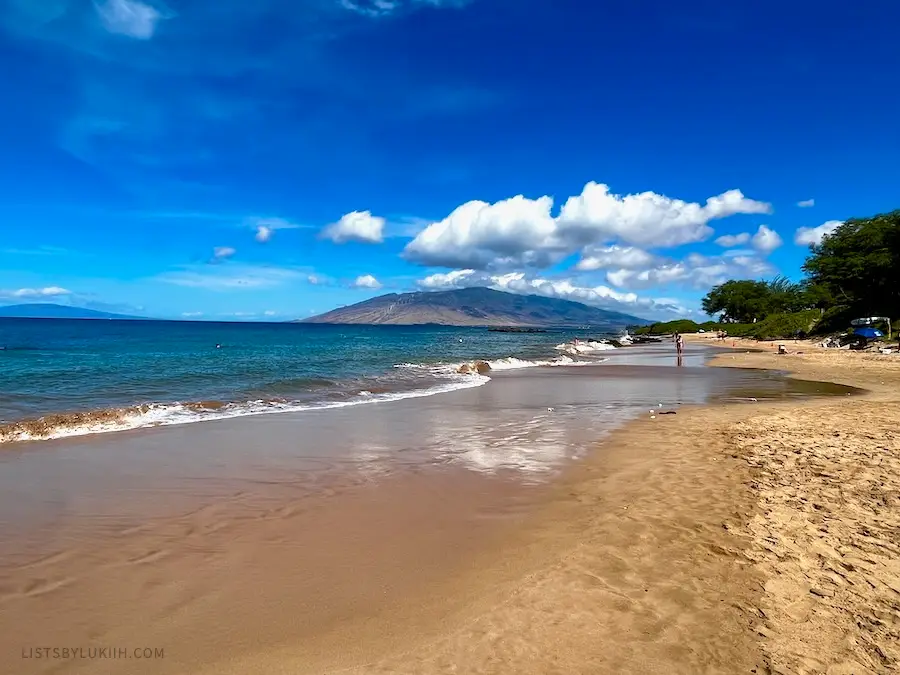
(853, 326, 884, 339)
(850, 316, 892, 340)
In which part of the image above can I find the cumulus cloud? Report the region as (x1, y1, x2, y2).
(321, 211, 385, 244)
(794, 220, 843, 247)
(714, 232, 751, 247)
(604, 252, 775, 291)
(0, 286, 72, 300)
(751, 225, 783, 254)
(212, 246, 236, 260)
(416, 269, 685, 318)
(403, 183, 772, 270)
(352, 274, 382, 289)
(574, 245, 657, 271)
(797, 199, 815, 208)
(95, 0, 163, 39)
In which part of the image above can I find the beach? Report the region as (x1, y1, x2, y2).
(2, 341, 899, 674)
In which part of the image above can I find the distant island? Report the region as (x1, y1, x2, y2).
(299, 287, 648, 328)
(0, 303, 144, 320)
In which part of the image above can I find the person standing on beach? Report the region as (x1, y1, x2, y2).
(674, 332, 685, 366)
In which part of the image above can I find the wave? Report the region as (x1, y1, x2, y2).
(554, 340, 617, 355)
(486, 355, 597, 369)
(0, 373, 490, 445)
(3, 345, 615, 445)
(397, 352, 607, 375)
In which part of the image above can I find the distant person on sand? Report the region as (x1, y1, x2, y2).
(674, 332, 685, 366)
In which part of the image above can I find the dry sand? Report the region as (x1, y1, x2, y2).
(318, 341, 900, 675)
(3, 342, 900, 674)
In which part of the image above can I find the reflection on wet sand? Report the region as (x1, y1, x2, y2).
(0, 346, 860, 674)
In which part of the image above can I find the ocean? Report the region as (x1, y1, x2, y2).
(0, 318, 618, 443)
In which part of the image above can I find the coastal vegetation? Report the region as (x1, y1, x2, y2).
(636, 209, 900, 339)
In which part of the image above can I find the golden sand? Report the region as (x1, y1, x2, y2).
(3, 343, 900, 674)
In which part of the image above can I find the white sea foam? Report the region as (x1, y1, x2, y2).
(486, 355, 597, 370)
(1, 373, 491, 444)
(554, 340, 617, 355)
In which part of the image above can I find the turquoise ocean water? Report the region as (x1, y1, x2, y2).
(0, 318, 617, 442)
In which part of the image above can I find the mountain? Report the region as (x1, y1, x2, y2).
(299, 288, 648, 327)
(0, 303, 144, 320)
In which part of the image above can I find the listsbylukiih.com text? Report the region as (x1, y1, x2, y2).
(22, 647, 165, 660)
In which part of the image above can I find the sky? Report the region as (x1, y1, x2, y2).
(0, 0, 898, 321)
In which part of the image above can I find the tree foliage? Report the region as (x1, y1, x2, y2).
(802, 210, 900, 316)
(700, 277, 810, 323)
(660, 209, 899, 340)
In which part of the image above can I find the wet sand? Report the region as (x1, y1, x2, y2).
(1, 343, 892, 674)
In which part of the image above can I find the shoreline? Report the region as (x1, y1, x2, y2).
(2, 345, 898, 673)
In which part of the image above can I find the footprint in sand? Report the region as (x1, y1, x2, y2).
(20, 576, 74, 598)
(125, 549, 171, 565)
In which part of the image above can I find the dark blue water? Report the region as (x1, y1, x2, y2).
(0, 319, 616, 440)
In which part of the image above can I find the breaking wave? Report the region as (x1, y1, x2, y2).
(0, 373, 490, 444)
(2, 344, 616, 445)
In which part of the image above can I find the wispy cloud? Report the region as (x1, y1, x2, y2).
(0, 286, 72, 300)
(245, 216, 304, 243)
(339, 0, 474, 18)
(797, 198, 815, 208)
(156, 264, 304, 291)
(417, 270, 685, 318)
(95, 0, 166, 40)
(0, 245, 70, 256)
(211, 246, 236, 261)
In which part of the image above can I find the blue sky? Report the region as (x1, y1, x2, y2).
(0, 0, 897, 321)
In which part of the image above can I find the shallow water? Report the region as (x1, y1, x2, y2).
(0, 344, 858, 552)
(0, 319, 619, 442)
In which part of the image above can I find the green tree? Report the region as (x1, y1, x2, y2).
(802, 210, 900, 317)
(766, 276, 806, 314)
(701, 279, 773, 323)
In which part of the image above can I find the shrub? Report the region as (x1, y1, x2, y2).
(750, 310, 821, 340)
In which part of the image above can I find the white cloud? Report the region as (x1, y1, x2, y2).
(797, 199, 815, 208)
(157, 264, 302, 291)
(750, 225, 783, 254)
(604, 252, 774, 291)
(95, 0, 163, 39)
(321, 211, 385, 244)
(403, 183, 772, 270)
(557, 185, 771, 248)
(212, 246, 236, 260)
(181, 311, 203, 317)
(416, 269, 684, 318)
(255, 226, 272, 243)
(352, 274, 382, 289)
(246, 216, 302, 243)
(0, 286, 72, 300)
(714, 232, 751, 247)
(574, 245, 657, 271)
(263, 310, 277, 317)
(339, 0, 470, 18)
(794, 220, 842, 246)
